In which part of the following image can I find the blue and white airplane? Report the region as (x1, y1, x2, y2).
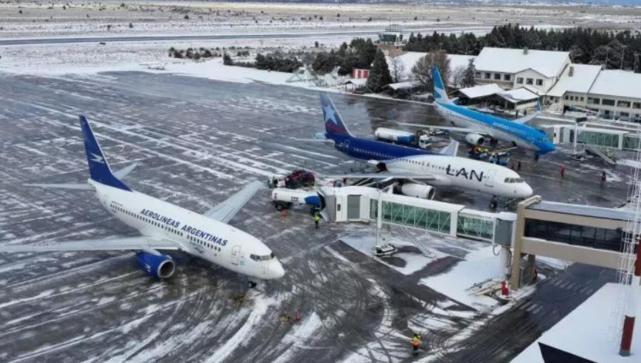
(0, 116, 285, 284)
(399, 66, 556, 156)
(320, 94, 533, 199)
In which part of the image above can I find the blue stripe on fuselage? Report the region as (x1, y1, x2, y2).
(330, 134, 432, 161)
(438, 101, 554, 154)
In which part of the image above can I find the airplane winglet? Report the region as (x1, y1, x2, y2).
(438, 139, 459, 156)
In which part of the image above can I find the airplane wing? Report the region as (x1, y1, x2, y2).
(204, 180, 264, 223)
(0, 236, 183, 253)
(24, 182, 93, 190)
(513, 101, 541, 124)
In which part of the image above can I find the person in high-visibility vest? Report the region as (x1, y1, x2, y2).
(313, 213, 321, 229)
(411, 333, 422, 355)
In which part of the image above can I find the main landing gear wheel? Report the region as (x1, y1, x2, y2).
(248, 280, 257, 288)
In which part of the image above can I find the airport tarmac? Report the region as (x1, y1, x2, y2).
(0, 72, 628, 362)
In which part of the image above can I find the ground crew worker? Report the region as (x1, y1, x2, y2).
(560, 165, 565, 178)
(411, 333, 422, 355)
(517, 160, 522, 171)
(601, 171, 607, 185)
(313, 213, 321, 229)
(489, 195, 498, 210)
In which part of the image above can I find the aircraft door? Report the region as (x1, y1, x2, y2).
(231, 245, 241, 266)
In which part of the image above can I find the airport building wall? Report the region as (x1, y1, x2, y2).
(511, 196, 632, 289)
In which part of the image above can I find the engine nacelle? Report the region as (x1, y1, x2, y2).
(400, 183, 435, 199)
(136, 250, 175, 279)
(465, 133, 485, 145)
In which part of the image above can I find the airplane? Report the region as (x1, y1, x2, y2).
(396, 66, 556, 156)
(320, 93, 533, 199)
(0, 116, 285, 286)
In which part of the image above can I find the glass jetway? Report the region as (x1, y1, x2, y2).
(320, 186, 516, 245)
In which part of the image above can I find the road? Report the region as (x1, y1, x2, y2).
(0, 26, 493, 46)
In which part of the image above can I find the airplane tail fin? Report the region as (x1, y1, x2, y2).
(79, 115, 131, 191)
(439, 139, 459, 156)
(432, 65, 451, 103)
(320, 93, 353, 139)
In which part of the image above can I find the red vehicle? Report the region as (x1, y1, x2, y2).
(284, 169, 315, 189)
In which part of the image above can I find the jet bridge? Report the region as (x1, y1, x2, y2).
(510, 196, 634, 289)
(319, 186, 516, 245)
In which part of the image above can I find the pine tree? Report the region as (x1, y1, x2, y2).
(366, 49, 393, 92)
(223, 53, 233, 65)
(461, 58, 476, 88)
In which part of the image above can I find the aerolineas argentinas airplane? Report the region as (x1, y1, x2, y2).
(0, 116, 285, 284)
(397, 66, 556, 156)
(320, 94, 533, 199)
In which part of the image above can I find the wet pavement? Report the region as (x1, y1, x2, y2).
(0, 72, 628, 362)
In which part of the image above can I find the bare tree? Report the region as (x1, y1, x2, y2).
(390, 56, 406, 83)
(451, 65, 466, 88)
(411, 50, 450, 91)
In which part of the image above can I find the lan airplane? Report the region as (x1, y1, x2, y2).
(0, 116, 285, 284)
(398, 66, 556, 156)
(321, 94, 533, 199)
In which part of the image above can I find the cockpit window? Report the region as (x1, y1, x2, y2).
(504, 178, 524, 183)
(250, 253, 275, 261)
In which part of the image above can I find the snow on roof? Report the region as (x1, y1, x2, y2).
(448, 54, 476, 73)
(474, 47, 569, 78)
(343, 78, 367, 86)
(547, 64, 603, 98)
(386, 81, 420, 90)
(497, 87, 539, 103)
(386, 52, 476, 84)
(458, 83, 504, 99)
(589, 69, 641, 99)
(512, 283, 641, 363)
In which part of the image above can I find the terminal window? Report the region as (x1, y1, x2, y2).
(516, 77, 524, 84)
(602, 99, 615, 106)
(634, 102, 641, 109)
(524, 219, 622, 251)
(536, 79, 543, 86)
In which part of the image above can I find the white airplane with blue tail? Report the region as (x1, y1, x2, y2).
(398, 66, 556, 156)
(0, 116, 285, 285)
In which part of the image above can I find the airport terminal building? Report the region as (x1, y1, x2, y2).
(388, 46, 641, 122)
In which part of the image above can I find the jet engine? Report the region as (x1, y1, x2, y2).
(400, 183, 435, 199)
(136, 250, 175, 279)
(465, 133, 485, 145)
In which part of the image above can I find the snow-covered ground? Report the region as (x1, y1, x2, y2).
(512, 283, 641, 363)
(419, 244, 503, 310)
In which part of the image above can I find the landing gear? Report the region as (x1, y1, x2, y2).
(248, 280, 257, 289)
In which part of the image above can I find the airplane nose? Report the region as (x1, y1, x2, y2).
(268, 261, 285, 279)
(540, 142, 556, 154)
(519, 184, 534, 198)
